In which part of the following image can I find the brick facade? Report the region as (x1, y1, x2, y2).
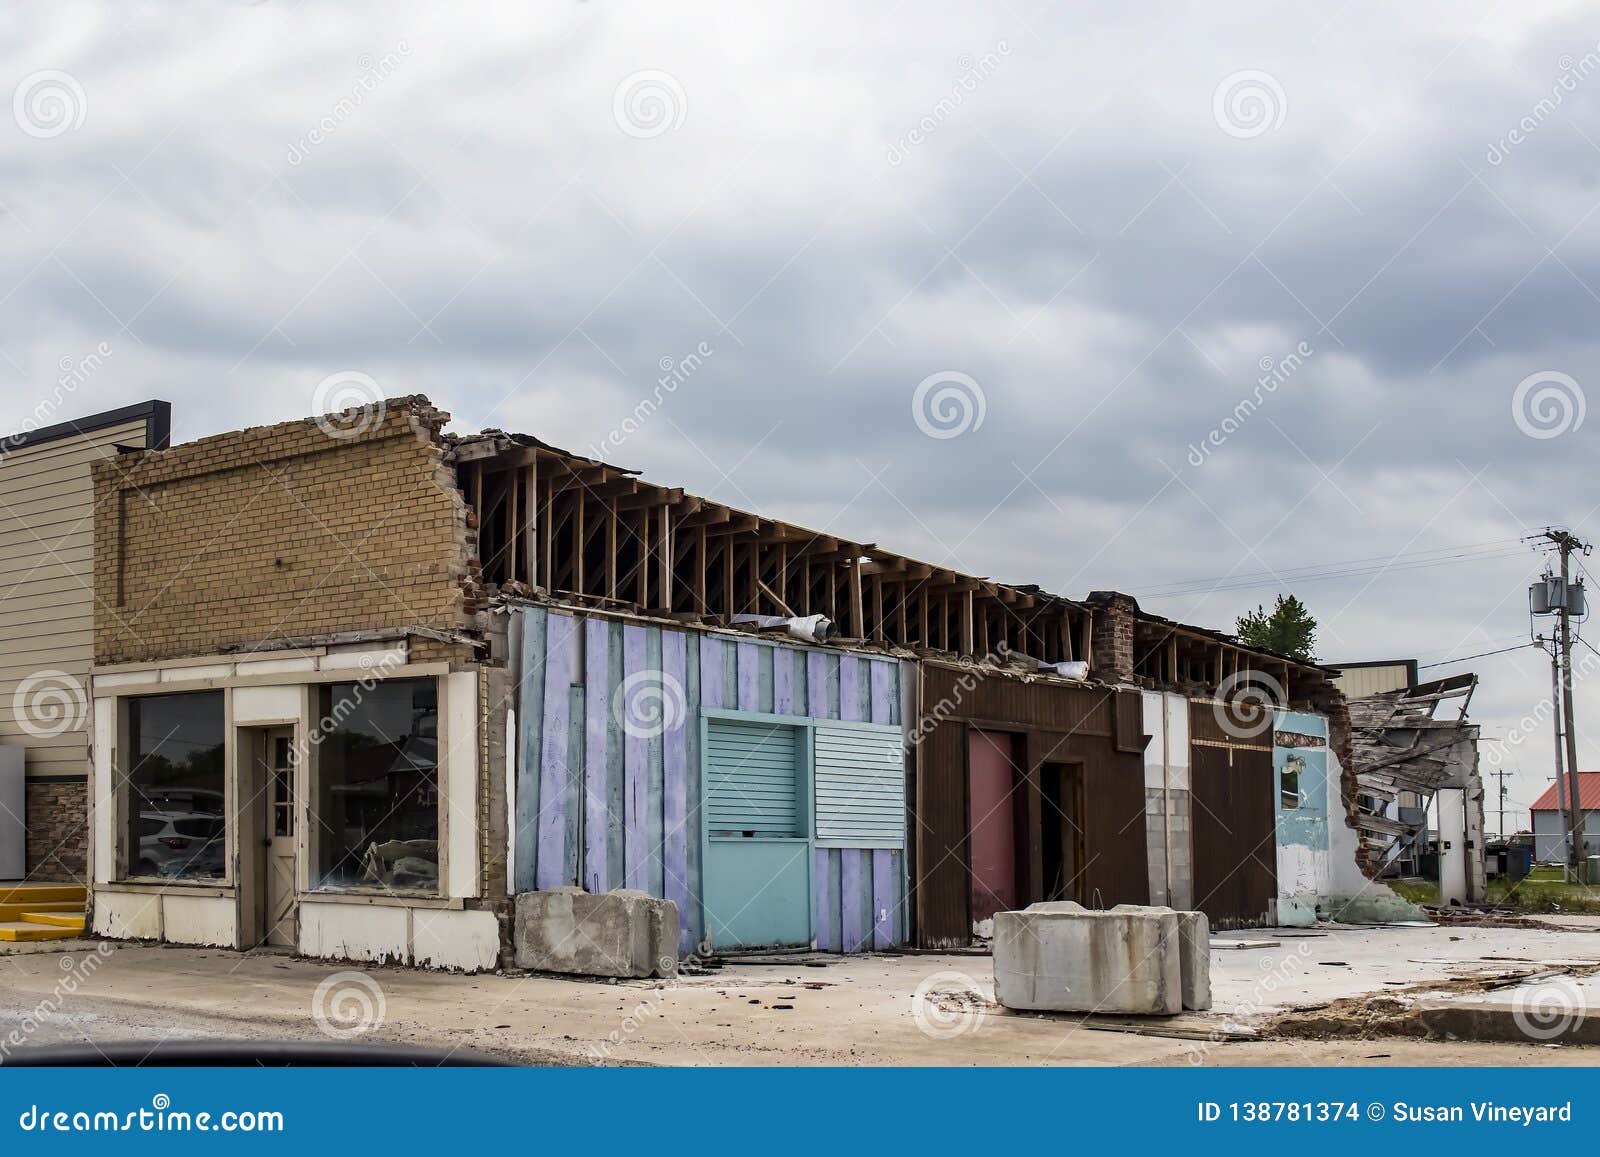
(25, 778, 88, 882)
(93, 398, 479, 664)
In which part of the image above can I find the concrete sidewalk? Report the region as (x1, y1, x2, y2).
(2, 919, 1598, 1066)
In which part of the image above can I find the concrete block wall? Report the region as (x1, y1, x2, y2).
(1165, 787, 1192, 910)
(1141, 690, 1192, 912)
(91, 397, 479, 665)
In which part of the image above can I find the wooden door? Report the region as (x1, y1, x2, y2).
(263, 729, 297, 947)
(1189, 743, 1276, 928)
(967, 729, 1019, 929)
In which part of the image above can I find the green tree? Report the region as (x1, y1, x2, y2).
(1235, 594, 1317, 662)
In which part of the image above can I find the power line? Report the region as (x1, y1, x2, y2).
(1417, 641, 1539, 669)
(1143, 543, 1534, 599)
(1145, 534, 1529, 588)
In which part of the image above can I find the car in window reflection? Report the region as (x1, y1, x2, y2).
(135, 811, 226, 878)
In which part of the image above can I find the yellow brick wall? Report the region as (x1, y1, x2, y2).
(93, 398, 476, 664)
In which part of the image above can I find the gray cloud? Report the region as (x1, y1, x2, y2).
(3, 1, 1599, 824)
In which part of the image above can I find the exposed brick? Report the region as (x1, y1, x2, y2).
(1087, 591, 1137, 683)
(92, 397, 482, 664)
(25, 779, 88, 882)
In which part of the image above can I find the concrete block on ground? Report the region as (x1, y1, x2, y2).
(994, 901, 1181, 1015)
(1174, 909, 1211, 1011)
(1113, 904, 1210, 1011)
(514, 886, 678, 979)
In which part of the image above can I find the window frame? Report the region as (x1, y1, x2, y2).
(306, 674, 444, 898)
(117, 688, 230, 885)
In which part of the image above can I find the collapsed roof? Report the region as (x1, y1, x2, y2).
(1346, 672, 1480, 871)
(444, 419, 1329, 698)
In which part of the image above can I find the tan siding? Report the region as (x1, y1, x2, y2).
(1331, 663, 1412, 698)
(0, 417, 151, 781)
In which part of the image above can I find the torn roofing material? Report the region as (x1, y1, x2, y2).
(1347, 673, 1480, 872)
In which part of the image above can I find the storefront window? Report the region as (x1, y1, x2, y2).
(124, 691, 226, 880)
(312, 677, 439, 891)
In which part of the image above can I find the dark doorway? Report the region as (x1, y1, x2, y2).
(1040, 761, 1086, 903)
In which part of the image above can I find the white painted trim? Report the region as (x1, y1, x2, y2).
(444, 670, 479, 899)
(91, 696, 115, 885)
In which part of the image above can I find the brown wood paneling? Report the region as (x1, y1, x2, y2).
(915, 703, 971, 947)
(1190, 743, 1276, 929)
(912, 664, 1149, 947)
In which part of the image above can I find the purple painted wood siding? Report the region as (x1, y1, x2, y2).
(736, 641, 760, 712)
(700, 636, 724, 709)
(813, 847, 834, 951)
(662, 630, 691, 953)
(840, 655, 863, 722)
(583, 617, 610, 894)
(537, 613, 575, 889)
(840, 849, 865, 951)
(623, 624, 649, 891)
(872, 849, 895, 948)
(807, 651, 829, 719)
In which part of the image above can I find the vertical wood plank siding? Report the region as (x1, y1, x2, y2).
(913, 662, 1151, 948)
(583, 617, 609, 893)
(513, 606, 909, 952)
(535, 612, 574, 890)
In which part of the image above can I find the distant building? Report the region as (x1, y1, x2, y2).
(1530, 771, 1600, 862)
(1329, 658, 1417, 699)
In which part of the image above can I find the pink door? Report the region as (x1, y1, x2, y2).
(967, 730, 1018, 928)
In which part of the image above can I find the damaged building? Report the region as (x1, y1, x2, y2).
(1344, 671, 1486, 906)
(73, 397, 1402, 970)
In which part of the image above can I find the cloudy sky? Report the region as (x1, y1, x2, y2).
(4, 2, 1599, 829)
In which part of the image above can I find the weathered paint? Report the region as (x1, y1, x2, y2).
(662, 630, 690, 951)
(967, 729, 1019, 932)
(1273, 709, 1332, 926)
(513, 606, 910, 953)
(536, 613, 572, 891)
(623, 623, 649, 891)
(583, 617, 609, 894)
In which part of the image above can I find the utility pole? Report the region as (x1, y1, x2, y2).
(1545, 634, 1575, 879)
(1489, 768, 1513, 839)
(1535, 528, 1590, 880)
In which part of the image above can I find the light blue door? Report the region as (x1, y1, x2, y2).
(701, 716, 812, 949)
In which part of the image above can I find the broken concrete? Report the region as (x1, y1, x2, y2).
(514, 887, 678, 979)
(994, 901, 1182, 1015)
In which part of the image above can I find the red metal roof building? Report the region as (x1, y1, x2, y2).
(1530, 772, 1600, 812)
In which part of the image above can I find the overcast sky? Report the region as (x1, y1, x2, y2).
(4, 2, 1599, 829)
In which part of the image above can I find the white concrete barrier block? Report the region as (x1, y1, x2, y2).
(514, 887, 678, 979)
(994, 902, 1182, 1015)
(1112, 904, 1211, 1011)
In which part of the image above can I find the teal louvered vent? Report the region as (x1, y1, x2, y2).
(814, 722, 904, 848)
(705, 718, 803, 837)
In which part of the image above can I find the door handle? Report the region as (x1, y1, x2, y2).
(261, 837, 272, 847)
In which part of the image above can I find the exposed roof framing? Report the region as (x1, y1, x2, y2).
(1095, 592, 1334, 706)
(448, 431, 1093, 667)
